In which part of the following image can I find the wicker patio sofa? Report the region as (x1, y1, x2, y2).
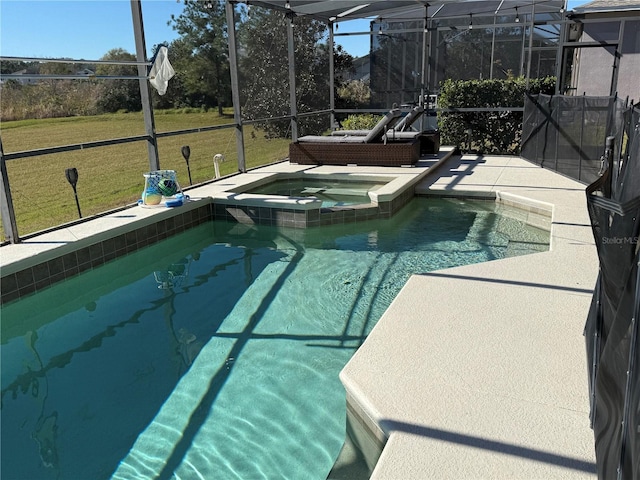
(289, 139, 421, 167)
(289, 108, 422, 167)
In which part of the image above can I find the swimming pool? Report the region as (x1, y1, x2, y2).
(1, 197, 550, 480)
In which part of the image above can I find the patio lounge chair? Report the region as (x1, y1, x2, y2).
(290, 108, 421, 167)
(329, 104, 439, 155)
(385, 128, 441, 155)
(299, 108, 403, 144)
(331, 105, 425, 136)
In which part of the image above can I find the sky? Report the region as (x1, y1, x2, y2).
(1, 0, 590, 61)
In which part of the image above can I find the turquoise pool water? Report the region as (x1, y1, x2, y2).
(237, 178, 387, 207)
(1, 198, 549, 480)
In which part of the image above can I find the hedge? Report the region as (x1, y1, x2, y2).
(438, 76, 556, 155)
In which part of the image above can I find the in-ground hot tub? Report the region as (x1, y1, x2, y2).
(211, 172, 417, 228)
(232, 176, 391, 207)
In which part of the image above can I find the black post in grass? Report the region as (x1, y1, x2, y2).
(65, 167, 82, 218)
(181, 145, 192, 185)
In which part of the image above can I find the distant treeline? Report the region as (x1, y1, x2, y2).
(1, 52, 173, 122)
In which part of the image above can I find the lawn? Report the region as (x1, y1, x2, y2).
(0, 110, 290, 240)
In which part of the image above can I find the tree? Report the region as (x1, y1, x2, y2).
(238, 6, 352, 137)
(169, 0, 231, 114)
(369, 25, 423, 108)
(337, 79, 370, 108)
(95, 48, 141, 113)
(324, 42, 356, 109)
(40, 61, 74, 76)
(0, 60, 30, 74)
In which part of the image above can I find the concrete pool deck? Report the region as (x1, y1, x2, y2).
(339, 154, 598, 479)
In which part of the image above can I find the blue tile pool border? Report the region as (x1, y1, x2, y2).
(1, 204, 212, 305)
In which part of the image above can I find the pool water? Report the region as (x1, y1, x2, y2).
(1, 198, 549, 480)
(238, 178, 388, 207)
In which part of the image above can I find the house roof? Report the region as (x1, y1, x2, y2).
(573, 0, 640, 14)
(245, 0, 564, 23)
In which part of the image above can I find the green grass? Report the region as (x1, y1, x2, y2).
(0, 110, 290, 240)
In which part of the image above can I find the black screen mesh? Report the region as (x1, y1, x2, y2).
(584, 103, 639, 480)
(521, 94, 628, 184)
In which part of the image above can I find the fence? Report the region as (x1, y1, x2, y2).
(522, 93, 640, 478)
(584, 103, 639, 479)
(521, 94, 632, 184)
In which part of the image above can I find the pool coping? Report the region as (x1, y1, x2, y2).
(337, 155, 598, 479)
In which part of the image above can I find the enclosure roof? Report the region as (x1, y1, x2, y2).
(245, 0, 564, 22)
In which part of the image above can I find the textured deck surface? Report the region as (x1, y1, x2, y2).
(340, 155, 598, 479)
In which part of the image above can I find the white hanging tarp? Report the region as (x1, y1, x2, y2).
(148, 45, 175, 96)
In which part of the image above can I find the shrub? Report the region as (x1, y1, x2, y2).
(337, 79, 370, 108)
(0, 80, 101, 121)
(338, 113, 380, 131)
(438, 76, 556, 154)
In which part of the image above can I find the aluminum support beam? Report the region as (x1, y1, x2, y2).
(0, 139, 19, 244)
(226, 1, 247, 172)
(555, 2, 568, 95)
(490, 14, 497, 79)
(131, 0, 160, 171)
(287, 10, 299, 141)
(421, 8, 428, 102)
(610, 19, 624, 97)
(329, 22, 336, 130)
(420, 6, 430, 132)
(525, 0, 536, 89)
